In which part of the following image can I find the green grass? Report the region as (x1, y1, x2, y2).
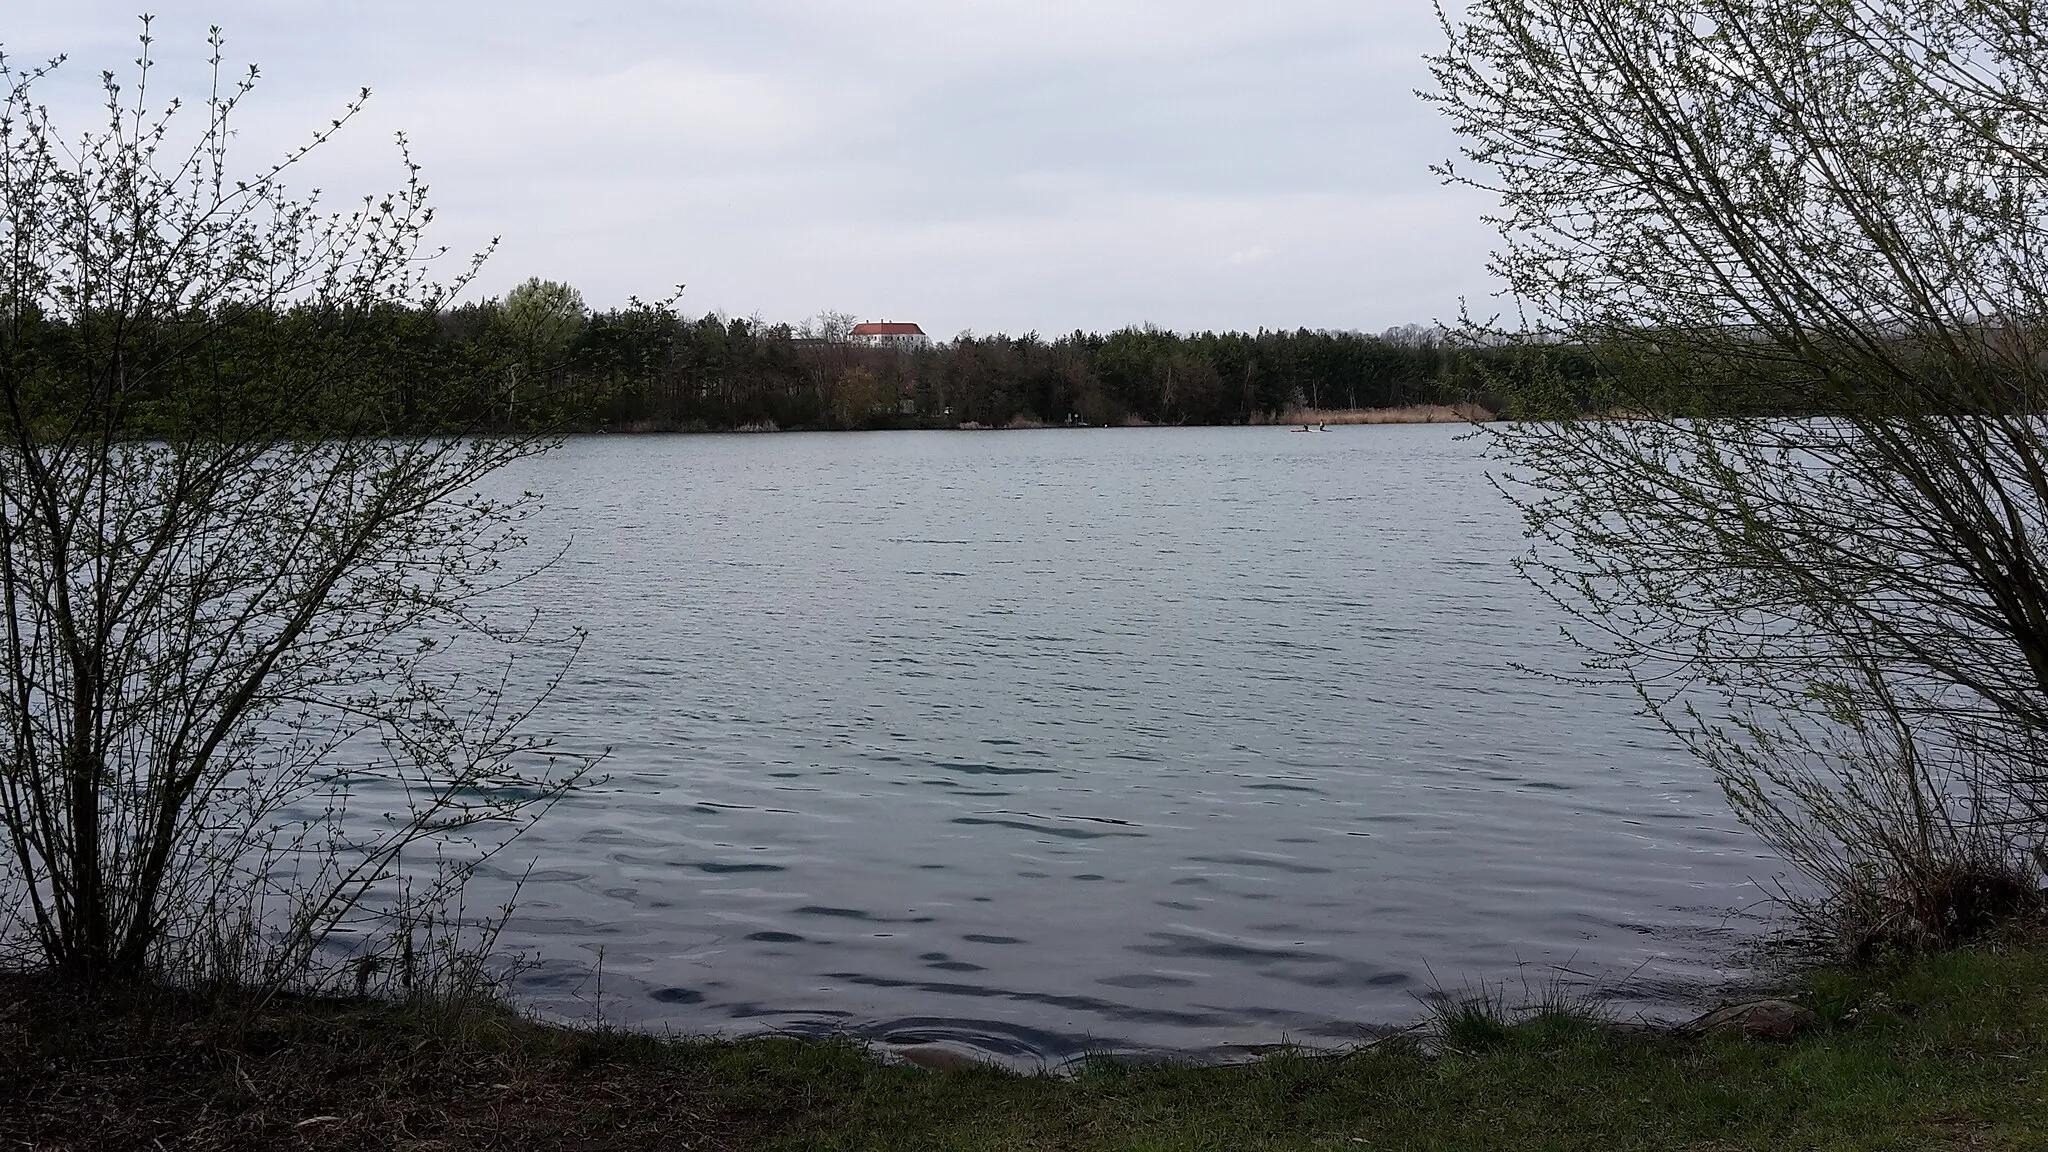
(8, 939, 2048, 1150)
(682, 941, 2048, 1150)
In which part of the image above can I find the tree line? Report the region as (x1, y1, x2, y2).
(442, 296, 1532, 433)
(15, 286, 1543, 434)
(372, 293, 1540, 432)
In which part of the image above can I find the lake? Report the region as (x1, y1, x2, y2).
(473, 424, 1774, 1065)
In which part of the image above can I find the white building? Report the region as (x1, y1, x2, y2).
(850, 321, 931, 349)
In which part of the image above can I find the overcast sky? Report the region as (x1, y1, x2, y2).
(7, 3, 1502, 337)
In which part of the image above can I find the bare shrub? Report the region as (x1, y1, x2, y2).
(0, 23, 593, 993)
(1429, 0, 2048, 948)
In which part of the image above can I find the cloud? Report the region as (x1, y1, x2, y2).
(3, 1, 1505, 334)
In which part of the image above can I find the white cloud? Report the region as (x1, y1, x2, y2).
(3, 1, 1506, 333)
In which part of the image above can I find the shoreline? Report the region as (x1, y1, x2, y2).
(600, 403, 1500, 436)
(521, 951, 1785, 1076)
(8, 937, 2045, 1149)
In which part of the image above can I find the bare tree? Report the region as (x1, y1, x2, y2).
(0, 23, 590, 989)
(1429, 0, 2048, 948)
(806, 311, 859, 343)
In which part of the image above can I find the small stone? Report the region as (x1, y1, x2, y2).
(893, 1045, 993, 1073)
(1680, 999, 1820, 1042)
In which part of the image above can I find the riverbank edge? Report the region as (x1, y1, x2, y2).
(8, 936, 2048, 1150)
(606, 402, 1501, 435)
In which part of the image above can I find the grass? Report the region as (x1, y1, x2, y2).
(7, 938, 2048, 1150)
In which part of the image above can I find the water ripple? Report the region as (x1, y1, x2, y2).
(474, 426, 1780, 1065)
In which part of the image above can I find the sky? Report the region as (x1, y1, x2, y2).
(4, 2, 1503, 338)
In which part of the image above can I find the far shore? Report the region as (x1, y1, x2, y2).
(1276, 403, 1496, 425)
(609, 403, 1499, 436)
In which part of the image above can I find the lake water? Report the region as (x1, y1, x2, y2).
(476, 425, 1775, 1065)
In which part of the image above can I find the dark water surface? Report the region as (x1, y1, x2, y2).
(480, 425, 1774, 1064)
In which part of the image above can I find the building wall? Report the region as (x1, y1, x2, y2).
(852, 332, 932, 349)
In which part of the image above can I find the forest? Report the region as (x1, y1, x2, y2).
(457, 295, 1515, 433)
(0, 280, 1827, 439)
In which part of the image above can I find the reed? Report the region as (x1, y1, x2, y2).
(1281, 403, 1495, 425)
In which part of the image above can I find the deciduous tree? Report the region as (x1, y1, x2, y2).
(0, 22, 589, 989)
(1429, 0, 2048, 946)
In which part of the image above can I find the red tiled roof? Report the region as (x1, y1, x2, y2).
(851, 322, 926, 336)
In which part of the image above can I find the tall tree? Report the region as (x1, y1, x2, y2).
(0, 23, 587, 987)
(502, 277, 588, 363)
(1430, 0, 2048, 946)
